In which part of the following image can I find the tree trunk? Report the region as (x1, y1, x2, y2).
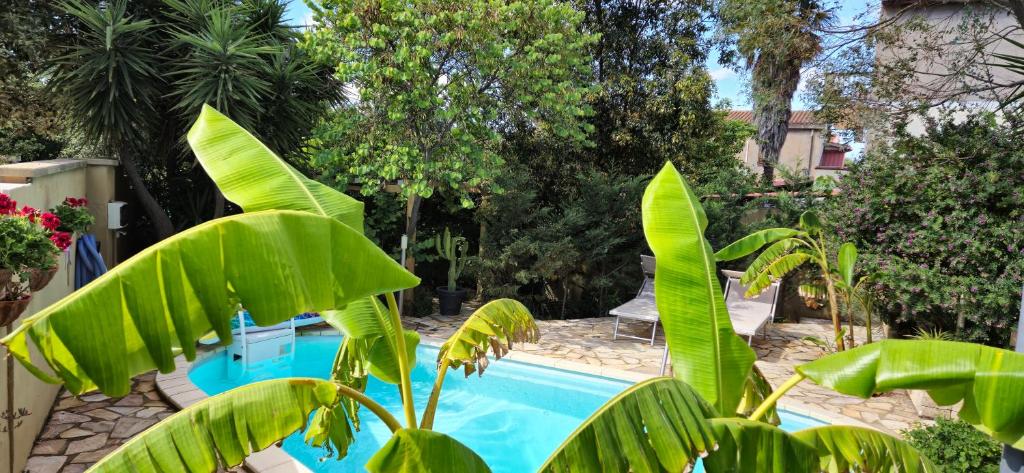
(761, 164, 776, 187)
(120, 152, 175, 240)
(825, 277, 846, 351)
(403, 194, 423, 316)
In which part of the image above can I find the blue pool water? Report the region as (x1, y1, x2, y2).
(189, 336, 825, 472)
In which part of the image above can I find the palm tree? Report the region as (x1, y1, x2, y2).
(48, 0, 339, 238)
(718, 0, 829, 185)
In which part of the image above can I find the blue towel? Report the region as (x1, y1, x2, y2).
(75, 234, 108, 289)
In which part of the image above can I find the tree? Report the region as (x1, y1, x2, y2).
(48, 0, 339, 239)
(303, 0, 597, 306)
(821, 113, 1024, 345)
(717, 0, 829, 185)
(0, 0, 77, 162)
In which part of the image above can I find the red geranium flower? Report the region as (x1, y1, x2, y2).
(64, 197, 88, 207)
(20, 205, 38, 222)
(0, 194, 15, 215)
(40, 212, 61, 231)
(50, 231, 72, 251)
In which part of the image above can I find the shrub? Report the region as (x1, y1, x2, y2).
(824, 113, 1024, 345)
(905, 417, 1001, 473)
(474, 166, 647, 319)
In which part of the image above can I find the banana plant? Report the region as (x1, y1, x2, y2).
(541, 163, 1024, 472)
(715, 209, 852, 351)
(1, 105, 542, 472)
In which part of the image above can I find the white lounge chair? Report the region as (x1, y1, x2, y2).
(721, 269, 780, 345)
(611, 255, 660, 345)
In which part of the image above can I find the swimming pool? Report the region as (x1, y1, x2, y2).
(188, 336, 826, 472)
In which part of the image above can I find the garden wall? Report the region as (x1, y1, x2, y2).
(0, 159, 118, 473)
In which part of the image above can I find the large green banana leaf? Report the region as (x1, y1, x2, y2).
(365, 429, 491, 473)
(539, 378, 719, 473)
(89, 378, 348, 472)
(793, 425, 939, 473)
(736, 365, 780, 425)
(714, 228, 801, 262)
(1, 211, 419, 396)
(641, 162, 755, 415)
(798, 340, 1024, 447)
(703, 418, 818, 473)
(187, 104, 364, 232)
(322, 297, 419, 385)
(436, 298, 539, 377)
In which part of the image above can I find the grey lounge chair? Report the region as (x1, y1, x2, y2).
(611, 255, 659, 345)
(657, 268, 782, 375)
(721, 269, 780, 344)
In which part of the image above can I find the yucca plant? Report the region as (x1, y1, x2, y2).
(48, 0, 340, 236)
(715, 210, 855, 350)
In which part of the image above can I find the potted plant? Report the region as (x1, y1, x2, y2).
(0, 195, 62, 324)
(434, 227, 469, 316)
(30, 197, 89, 290)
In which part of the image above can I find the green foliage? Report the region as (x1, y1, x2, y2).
(905, 417, 1002, 473)
(366, 429, 491, 473)
(473, 166, 648, 319)
(304, 0, 597, 205)
(642, 162, 756, 416)
(823, 113, 1024, 344)
(434, 227, 469, 291)
(49, 198, 94, 234)
(0, 213, 59, 289)
(0, 0, 75, 162)
(49, 0, 340, 231)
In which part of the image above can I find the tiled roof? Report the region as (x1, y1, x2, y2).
(726, 110, 825, 129)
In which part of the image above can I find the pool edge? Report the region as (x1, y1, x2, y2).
(157, 327, 875, 472)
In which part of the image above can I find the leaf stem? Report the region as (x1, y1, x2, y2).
(335, 383, 403, 433)
(386, 292, 417, 428)
(748, 373, 805, 422)
(420, 362, 449, 430)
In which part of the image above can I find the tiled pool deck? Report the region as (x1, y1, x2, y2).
(25, 315, 925, 472)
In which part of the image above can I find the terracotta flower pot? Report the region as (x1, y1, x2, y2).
(0, 295, 31, 326)
(28, 266, 59, 292)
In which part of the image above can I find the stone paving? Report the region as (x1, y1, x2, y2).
(24, 373, 174, 473)
(407, 314, 924, 436)
(25, 315, 926, 471)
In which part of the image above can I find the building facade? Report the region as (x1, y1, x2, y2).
(727, 110, 849, 184)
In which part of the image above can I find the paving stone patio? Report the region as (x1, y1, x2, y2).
(24, 373, 173, 473)
(25, 314, 926, 471)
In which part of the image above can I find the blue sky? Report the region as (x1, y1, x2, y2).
(285, 1, 874, 113)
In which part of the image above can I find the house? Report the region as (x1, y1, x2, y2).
(876, 0, 1024, 134)
(726, 110, 849, 183)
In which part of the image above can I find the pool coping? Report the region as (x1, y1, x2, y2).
(156, 327, 875, 472)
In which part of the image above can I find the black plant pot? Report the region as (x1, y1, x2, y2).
(437, 287, 467, 316)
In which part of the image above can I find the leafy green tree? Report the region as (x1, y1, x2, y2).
(303, 0, 597, 294)
(0, 0, 77, 162)
(716, 0, 829, 185)
(48, 0, 339, 238)
(822, 113, 1024, 345)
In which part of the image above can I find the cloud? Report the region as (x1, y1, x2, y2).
(709, 67, 736, 81)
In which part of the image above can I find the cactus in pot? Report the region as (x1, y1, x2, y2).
(435, 227, 469, 315)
